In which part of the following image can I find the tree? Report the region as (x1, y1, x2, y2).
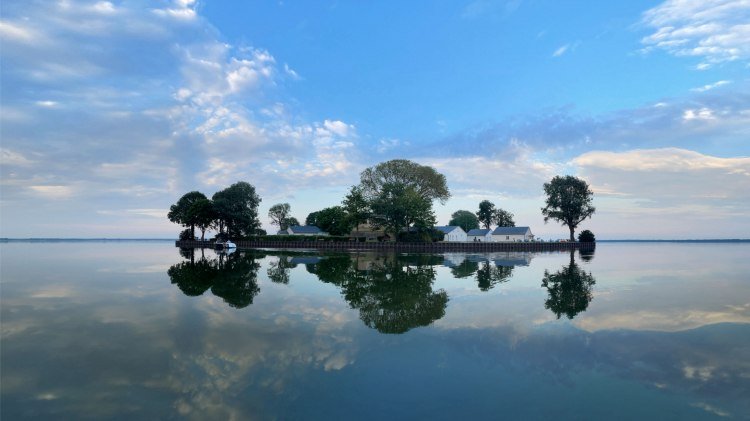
(315, 206, 351, 236)
(358, 160, 448, 238)
(287, 217, 300, 228)
(370, 183, 436, 237)
(188, 198, 215, 241)
(342, 185, 370, 231)
(449, 210, 479, 232)
(476, 200, 496, 229)
(578, 230, 595, 242)
(541, 176, 596, 241)
(212, 181, 262, 238)
(168, 191, 208, 238)
(305, 211, 319, 226)
(493, 208, 515, 227)
(268, 203, 292, 230)
(359, 159, 450, 203)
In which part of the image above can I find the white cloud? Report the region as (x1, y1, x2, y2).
(552, 44, 569, 57)
(682, 107, 716, 120)
(691, 80, 731, 92)
(28, 185, 74, 199)
(641, 0, 750, 64)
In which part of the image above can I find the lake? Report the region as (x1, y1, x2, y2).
(1, 241, 748, 420)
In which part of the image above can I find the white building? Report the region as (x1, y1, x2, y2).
(492, 226, 534, 242)
(466, 228, 493, 242)
(435, 226, 468, 242)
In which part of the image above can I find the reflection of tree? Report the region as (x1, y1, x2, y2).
(579, 248, 595, 263)
(476, 261, 513, 291)
(314, 253, 448, 334)
(267, 255, 293, 284)
(450, 259, 479, 278)
(541, 251, 596, 319)
(168, 251, 261, 309)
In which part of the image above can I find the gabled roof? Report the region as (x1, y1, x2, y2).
(492, 226, 531, 235)
(288, 225, 323, 234)
(435, 225, 461, 234)
(467, 228, 492, 236)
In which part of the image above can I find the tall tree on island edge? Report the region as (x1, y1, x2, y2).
(541, 176, 595, 241)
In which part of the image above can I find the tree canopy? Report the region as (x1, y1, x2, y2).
(476, 200, 515, 229)
(541, 251, 596, 319)
(268, 203, 292, 230)
(168, 191, 208, 238)
(212, 181, 262, 238)
(449, 210, 479, 232)
(314, 206, 351, 236)
(358, 160, 448, 237)
(342, 185, 370, 231)
(541, 176, 595, 241)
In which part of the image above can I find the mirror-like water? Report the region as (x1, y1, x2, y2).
(1, 241, 748, 419)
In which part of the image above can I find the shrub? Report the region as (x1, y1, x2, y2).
(578, 230, 595, 242)
(178, 229, 194, 241)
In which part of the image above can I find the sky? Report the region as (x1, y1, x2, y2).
(1, 0, 749, 239)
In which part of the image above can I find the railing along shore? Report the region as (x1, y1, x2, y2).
(175, 240, 595, 252)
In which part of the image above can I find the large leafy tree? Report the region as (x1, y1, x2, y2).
(268, 203, 292, 231)
(449, 210, 479, 232)
(359, 160, 448, 238)
(188, 198, 215, 241)
(315, 206, 351, 236)
(305, 211, 319, 226)
(493, 208, 515, 227)
(342, 185, 370, 231)
(212, 181, 262, 238)
(168, 191, 208, 239)
(476, 200, 496, 229)
(541, 175, 595, 241)
(370, 183, 436, 236)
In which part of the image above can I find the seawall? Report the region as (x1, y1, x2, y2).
(175, 240, 595, 252)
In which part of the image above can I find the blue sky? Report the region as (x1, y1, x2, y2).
(1, 0, 749, 239)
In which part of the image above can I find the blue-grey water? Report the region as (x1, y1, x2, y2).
(1, 242, 748, 420)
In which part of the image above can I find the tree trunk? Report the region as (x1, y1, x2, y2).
(569, 226, 575, 242)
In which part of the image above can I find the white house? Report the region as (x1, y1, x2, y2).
(492, 226, 534, 242)
(435, 226, 468, 242)
(466, 228, 493, 242)
(277, 225, 329, 236)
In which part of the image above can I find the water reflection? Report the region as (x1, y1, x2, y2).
(313, 253, 448, 334)
(167, 249, 262, 308)
(541, 250, 596, 320)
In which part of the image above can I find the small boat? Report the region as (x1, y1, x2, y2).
(215, 240, 237, 250)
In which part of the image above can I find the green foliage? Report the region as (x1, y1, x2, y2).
(287, 217, 300, 228)
(268, 203, 292, 230)
(305, 211, 319, 226)
(449, 210, 479, 232)
(475, 262, 513, 291)
(187, 198, 215, 241)
(178, 229, 194, 241)
(476, 200, 515, 229)
(359, 159, 450, 204)
(314, 206, 352, 236)
(476, 200, 496, 229)
(342, 185, 370, 231)
(168, 191, 208, 237)
(212, 181, 262, 238)
(541, 175, 596, 241)
(370, 183, 436, 237)
(493, 208, 515, 227)
(578, 229, 596, 242)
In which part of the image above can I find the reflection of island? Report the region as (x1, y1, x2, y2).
(311, 253, 448, 334)
(168, 249, 263, 309)
(542, 250, 596, 319)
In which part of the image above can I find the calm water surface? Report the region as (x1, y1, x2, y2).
(1, 241, 749, 420)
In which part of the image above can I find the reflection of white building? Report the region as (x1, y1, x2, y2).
(435, 226, 468, 242)
(492, 227, 534, 242)
(467, 229, 493, 242)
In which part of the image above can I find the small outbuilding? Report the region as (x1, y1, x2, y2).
(492, 226, 534, 242)
(278, 225, 329, 236)
(435, 226, 468, 242)
(466, 228, 493, 242)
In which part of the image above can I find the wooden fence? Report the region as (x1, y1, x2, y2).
(175, 240, 595, 252)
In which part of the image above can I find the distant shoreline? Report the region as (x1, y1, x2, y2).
(1, 238, 749, 243)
